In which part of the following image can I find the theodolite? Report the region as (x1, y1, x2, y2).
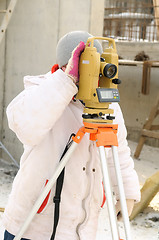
(77, 37, 121, 123)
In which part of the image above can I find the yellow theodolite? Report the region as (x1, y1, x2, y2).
(76, 37, 121, 123)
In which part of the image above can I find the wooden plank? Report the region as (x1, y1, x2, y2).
(134, 136, 146, 158)
(151, 125, 159, 130)
(142, 61, 152, 95)
(130, 171, 159, 220)
(119, 59, 143, 66)
(118, 59, 159, 67)
(153, 0, 159, 40)
(156, 110, 159, 116)
(142, 129, 159, 139)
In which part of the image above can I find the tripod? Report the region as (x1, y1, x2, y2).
(13, 121, 132, 240)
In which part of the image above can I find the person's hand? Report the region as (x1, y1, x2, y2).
(115, 199, 134, 221)
(65, 41, 85, 84)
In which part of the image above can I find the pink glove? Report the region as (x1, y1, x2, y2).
(65, 41, 85, 84)
(116, 199, 134, 221)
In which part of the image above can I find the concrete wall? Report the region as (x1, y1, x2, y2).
(116, 41, 159, 61)
(0, 0, 105, 161)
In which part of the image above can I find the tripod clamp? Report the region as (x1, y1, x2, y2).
(72, 122, 118, 147)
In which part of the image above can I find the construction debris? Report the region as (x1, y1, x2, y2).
(134, 51, 150, 61)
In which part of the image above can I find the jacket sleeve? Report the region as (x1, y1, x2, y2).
(6, 70, 78, 146)
(107, 103, 141, 202)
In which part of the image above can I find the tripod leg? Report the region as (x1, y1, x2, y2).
(13, 141, 78, 240)
(0, 141, 19, 168)
(98, 146, 120, 240)
(112, 146, 132, 240)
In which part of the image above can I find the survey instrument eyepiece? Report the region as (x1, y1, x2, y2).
(76, 37, 120, 123)
(101, 63, 117, 79)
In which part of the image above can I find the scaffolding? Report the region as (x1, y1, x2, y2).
(104, 0, 159, 41)
(0, 0, 18, 45)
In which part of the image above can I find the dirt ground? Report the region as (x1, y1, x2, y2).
(0, 140, 159, 239)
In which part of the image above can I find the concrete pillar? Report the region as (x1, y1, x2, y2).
(57, 0, 90, 39)
(2, 0, 61, 161)
(89, 0, 105, 36)
(57, 0, 105, 40)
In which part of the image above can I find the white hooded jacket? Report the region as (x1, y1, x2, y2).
(2, 69, 140, 240)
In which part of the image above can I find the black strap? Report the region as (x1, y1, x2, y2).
(50, 134, 75, 240)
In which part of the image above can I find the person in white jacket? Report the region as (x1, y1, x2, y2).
(2, 31, 140, 240)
